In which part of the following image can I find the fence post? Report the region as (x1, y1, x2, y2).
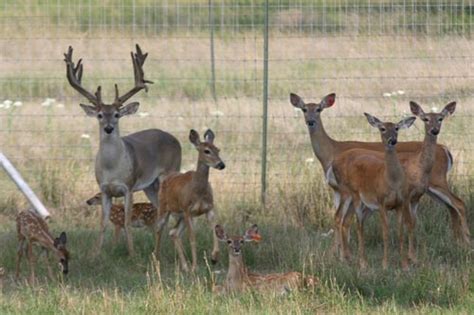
(209, 0, 217, 102)
(261, 0, 269, 205)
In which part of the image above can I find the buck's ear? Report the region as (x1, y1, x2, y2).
(204, 129, 215, 144)
(397, 116, 416, 130)
(119, 102, 140, 116)
(189, 129, 201, 148)
(409, 101, 425, 117)
(321, 93, 336, 109)
(290, 93, 305, 109)
(215, 225, 228, 241)
(441, 101, 456, 117)
(364, 112, 383, 129)
(80, 104, 98, 117)
(244, 224, 262, 242)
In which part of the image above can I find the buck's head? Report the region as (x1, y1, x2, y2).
(410, 101, 456, 137)
(189, 129, 225, 170)
(54, 232, 69, 275)
(64, 44, 152, 136)
(365, 113, 416, 149)
(290, 93, 336, 129)
(215, 224, 261, 257)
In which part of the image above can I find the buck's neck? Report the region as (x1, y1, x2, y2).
(98, 126, 127, 168)
(417, 132, 438, 178)
(308, 117, 336, 170)
(384, 145, 404, 185)
(192, 160, 210, 191)
(225, 253, 247, 291)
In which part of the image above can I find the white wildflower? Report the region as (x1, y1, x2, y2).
(13, 101, 23, 107)
(3, 100, 12, 106)
(322, 229, 334, 238)
(397, 90, 405, 95)
(138, 112, 150, 118)
(305, 157, 315, 164)
(41, 98, 56, 107)
(383, 92, 392, 97)
(210, 110, 224, 117)
(0, 103, 4, 108)
(80, 134, 91, 139)
(56, 103, 64, 108)
(177, 116, 184, 121)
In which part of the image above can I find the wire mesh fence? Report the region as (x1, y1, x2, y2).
(0, 1, 473, 215)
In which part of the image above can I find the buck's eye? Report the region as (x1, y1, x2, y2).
(227, 240, 232, 245)
(422, 118, 429, 122)
(204, 149, 211, 154)
(97, 113, 103, 119)
(302, 108, 307, 113)
(114, 113, 120, 118)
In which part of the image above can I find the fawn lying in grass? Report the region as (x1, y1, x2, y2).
(213, 224, 317, 294)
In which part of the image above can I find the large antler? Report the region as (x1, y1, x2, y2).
(64, 46, 101, 106)
(114, 44, 153, 106)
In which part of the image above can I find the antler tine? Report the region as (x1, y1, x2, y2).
(64, 46, 99, 106)
(114, 44, 154, 105)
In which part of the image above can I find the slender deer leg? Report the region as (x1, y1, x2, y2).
(170, 219, 189, 272)
(397, 207, 409, 271)
(96, 193, 112, 255)
(123, 190, 135, 256)
(154, 210, 171, 258)
(27, 241, 35, 285)
(338, 195, 353, 262)
(379, 206, 389, 270)
(42, 248, 54, 280)
(144, 179, 160, 209)
(408, 201, 418, 264)
(206, 210, 219, 264)
(184, 214, 197, 272)
(16, 239, 25, 279)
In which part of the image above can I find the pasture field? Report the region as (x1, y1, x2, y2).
(0, 1, 473, 314)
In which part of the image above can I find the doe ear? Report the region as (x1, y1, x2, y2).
(215, 225, 228, 241)
(364, 112, 383, 129)
(409, 101, 425, 117)
(321, 93, 336, 109)
(118, 102, 140, 117)
(397, 116, 416, 130)
(243, 224, 261, 242)
(79, 104, 98, 117)
(189, 129, 201, 148)
(290, 93, 305, 109)
(441, 101, 456, 117)
(204, 129, 215, 144)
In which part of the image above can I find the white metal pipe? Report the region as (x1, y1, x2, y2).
(0, 152, 51, 219)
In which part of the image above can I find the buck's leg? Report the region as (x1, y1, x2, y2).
(206, 210, 219, 264)
(144, 179, 160, 209)
(95, 193, 112, 255)
(15, 239, 25, 279)
(123, 190, 135, 256)
(428, 186, 470, 246)
(184, 214, 197, 272)
(170, 218, 189, 272)
(26, 241, 35, 285)
(379, 206, 389, 270)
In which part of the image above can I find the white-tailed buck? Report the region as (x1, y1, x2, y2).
(213, 224, 317, 294)
(290, 93, 469, 257)
(331, 114, 416, 269)
(86, 193, 157, 245)
(65, 45, 182, 255)
(155, 129, 225, 272)
(16, 210, 69, 284)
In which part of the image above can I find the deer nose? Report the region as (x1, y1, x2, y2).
(431, 128, 440, 136)
(307, 120, 316, 127)
(104, 125, 114, 134)
(388, 138, 397, 146)
(216, 162, 226, 170)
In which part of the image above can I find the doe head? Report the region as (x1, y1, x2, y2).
(215, 224, 261, 257)
(54, 232, 69, 275)
(365, 113, 416, 148)
(85, 193, 102, 206)
(410, 101, 456, 137)
(189, 129, 225, 170)
(290, 93, 336, 129)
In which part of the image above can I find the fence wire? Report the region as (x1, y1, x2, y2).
(0, 1, 472, 211)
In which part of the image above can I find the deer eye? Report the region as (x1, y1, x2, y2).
(395, 127, 399, 131)
(97, 113, 103, 119)
(302, 108, 307, 113)
(438, 117, 443, 122)
(114, 113, 120, 118)
(204, 149, 211, 154)
(380, 127, 386, 132)
(422, 118, 429, 122)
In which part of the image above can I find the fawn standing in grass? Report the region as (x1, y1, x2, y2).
(86, 193, 157, 245)
(213, 224, 317, 294)
(155, 129, 225, 272)
(16, 210, 69, 284)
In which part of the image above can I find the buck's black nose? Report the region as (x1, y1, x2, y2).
(104, 126, 114, 134)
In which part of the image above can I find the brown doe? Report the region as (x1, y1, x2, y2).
(213, 224, 317, 294)
(155, 129, 225, 272)
(86, 193, 157, 245)
(290, 93, 469, 259)
(64, 45, 182, 256)
(16, 210, 69, 284)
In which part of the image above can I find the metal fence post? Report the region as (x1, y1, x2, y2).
(209, 0, 217, 102)
(261, 0, 269, 205)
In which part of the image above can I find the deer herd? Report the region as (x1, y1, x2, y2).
(11, 45, 470, 293)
